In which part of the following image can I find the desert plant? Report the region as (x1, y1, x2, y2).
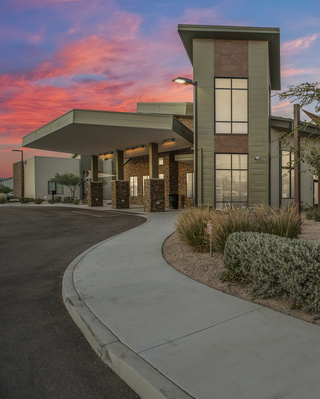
(81, 198, 88, 205)
(175, 207, 211, 251)
(34, 198, 43, 204)
(305, 205, 320, 222)
(0, 187, 11, 194)
(254, 203, 302, 239)
(223, 231, 320, 312)
(73, 198, 80, 205)
(209, 207, 255, 253)
(0, 193, 6, 204)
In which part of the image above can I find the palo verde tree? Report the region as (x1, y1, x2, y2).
(278, 82, 320, 208)
(50, 173, 81, 199)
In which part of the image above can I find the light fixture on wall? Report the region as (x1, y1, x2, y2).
(162, 138, 175, 144)
(173, 76, 198, 206)
(125, 145, 145, 151)
(103, 151, 113, 155)
(254, 156, 260, 161)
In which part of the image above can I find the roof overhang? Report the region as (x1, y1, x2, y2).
(22, 109, 193, 158)
(271, 115, 320, 136)
(178, 24, 281, 90)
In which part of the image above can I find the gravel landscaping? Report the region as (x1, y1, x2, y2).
(162, 216, 320, 326)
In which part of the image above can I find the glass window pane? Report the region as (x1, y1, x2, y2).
(232, 79, 247, 89)
(216, 154, 231, 170)
(48, 181, 55, 193)
(216, 89, 231, 121)
(239, 171, 248, 201)
(159, 174, 164, 179)
(143, 175, 149, 196)
(314, 181, 318, 205)
(159, 158, 163, 165)
(186, 173, 194, 198)
(232, 122, 248, 134)
(216, 170, 231, 201)
(232, 170, 240, 201)
(56, 183, 63, 195)
(282, 151, 290, 168)
(215, 78, 231, 89)
(291, 170, 295, 199)
(216, 122, 231, 134)
(282, 173, 290, 198)
(232, 90, 247, 122)
(232, 154, 247, 170)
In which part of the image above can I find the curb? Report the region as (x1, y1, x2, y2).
(62, 221, 194, 399)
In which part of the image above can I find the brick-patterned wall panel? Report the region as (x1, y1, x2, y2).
(214, 134, 248, 153)
(177, 116, 194, 132)
(13, 162, 23, 198)
(124, 156, 150, 206)
(87, 182, 103, 206)
(144, 179, 165, 212)
(214, 40, 248, 77)
(111, 180, 130, 209)
(178, 162, 194, 208)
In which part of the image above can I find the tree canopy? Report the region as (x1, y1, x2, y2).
(50, 173, 81, 198)
(278, 82, 320, 113)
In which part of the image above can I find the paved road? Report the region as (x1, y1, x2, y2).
(0, 206, 145, 399)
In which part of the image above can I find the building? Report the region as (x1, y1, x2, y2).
(0, 177, 13, 190)
(20, 24, 320, 210)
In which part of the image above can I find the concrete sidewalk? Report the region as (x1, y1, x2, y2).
(63, 211, 320, 399)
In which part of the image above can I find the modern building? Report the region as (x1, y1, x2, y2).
(0, 177, 13, 190)
(20, 24, 320, 210)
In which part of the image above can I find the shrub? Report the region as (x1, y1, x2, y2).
(34, 198, 43, 204)
(223, 232, 320, 312)
(305, 205, 320, 222)
(0, 187, 11, 194)
(81, 198, 87, 205)
(0, 193, 6, 204)
(209, 208, 255, 253)
(254, 203, 302, 239)
(73, 198, 80, 205)
(175, 207, 211, 251)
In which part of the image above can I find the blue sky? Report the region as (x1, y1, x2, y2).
(1, 0, 320, 176)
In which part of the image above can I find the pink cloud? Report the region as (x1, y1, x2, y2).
(281, 33, 319, 54)
(281, 67, 319, 77)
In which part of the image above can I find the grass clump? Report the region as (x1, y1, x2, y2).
(305, 205, 320, 222)
(175, 207, 211, 251)
(0, 193, 6, 204)
(255, 203, 301, 239)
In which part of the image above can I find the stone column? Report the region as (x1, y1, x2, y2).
(112, 180, 130, 209)
(144, 179, 165, 212)
(87, 181, 103, 206)
(91, 155, 99, 181)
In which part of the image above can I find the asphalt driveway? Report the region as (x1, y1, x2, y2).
(0, 206, 145, 399)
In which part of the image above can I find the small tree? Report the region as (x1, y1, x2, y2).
(50, 173, 81, 199)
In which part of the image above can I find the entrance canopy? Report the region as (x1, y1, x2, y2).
(22, 109, 193, 158)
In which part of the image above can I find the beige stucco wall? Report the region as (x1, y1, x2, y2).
(24, 157, 36, 198)
(33, 156, 81, 199)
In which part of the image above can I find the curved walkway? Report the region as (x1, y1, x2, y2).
(63, 211, 320, 399)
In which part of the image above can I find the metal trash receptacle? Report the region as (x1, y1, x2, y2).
(169, 194, 178, 209)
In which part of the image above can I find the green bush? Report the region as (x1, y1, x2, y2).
(81, 198, 87, 205)
(254, 203, 301, 239)
(0, 187, 11, 194)
(223, 232, 320, 312)
(174, 207, 211, 251)
(209, 208, 255, 253)
(305, 205, 320, 222)
(34, 198, 43, 204)
(0, 193, 6, 204)
(20, 197, 34, 203)
(73, 198, 80, 205)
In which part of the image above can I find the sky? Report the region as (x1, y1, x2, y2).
(1, 0, 320, 177)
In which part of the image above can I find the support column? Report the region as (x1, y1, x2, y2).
(144, 179, 165, 212)
(87, 182, 103, 206)
(112, 180, 130, 209)
(91, 155, 99, 181)
(116, 150, 124, 180)
(293, 104, 301, 213)
(149, 143, 159, 178)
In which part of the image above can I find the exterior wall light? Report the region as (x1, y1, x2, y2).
(104, 151, 113, 155)
(125, 145, 145, 151)
(162, 138, 175, 144)
(173, 76, 198, 206)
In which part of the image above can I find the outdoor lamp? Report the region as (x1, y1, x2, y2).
(172, 76, 198, 206)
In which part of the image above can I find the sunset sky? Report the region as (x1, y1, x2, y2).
(1, 0, 320, 177)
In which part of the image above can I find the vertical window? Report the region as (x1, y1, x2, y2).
(215, 154, 248, 208)
(48, 181, 63, 195)
(130, 176, 138, 196)
(159, 173, 164, 179)
(186, 173, 194, 198)
(313, 177, 318, 206)
(215, 78, 248, 134)
(159, 158, 164, 165)
(281, 151, 294, 199)
(143, 176, 149, 196)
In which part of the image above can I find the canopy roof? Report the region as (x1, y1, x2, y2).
(22, 109, 193, 158)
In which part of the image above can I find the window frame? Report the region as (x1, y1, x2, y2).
(48, 181, 63, 195)
(214, 77, 248, 135)
(281, 150, 294, 200)
(214, 153, 248, 208)
(130, 176, 138, 197)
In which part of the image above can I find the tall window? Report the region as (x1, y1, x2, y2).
(186, 173, 194, 198)
(159, 158, 164, 165)
(215, 154, 248, 208)
(159, 173, 164, 179)
(215, 78, 248, 134)
(48, 181, 63, 195)
(281, 150, 294, 199)
(130, 176, 138, 196)
(143, 176, 149, 196)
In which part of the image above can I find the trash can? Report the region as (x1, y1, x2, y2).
(63, 196, 73, 203)
(169, 194, 179, 209)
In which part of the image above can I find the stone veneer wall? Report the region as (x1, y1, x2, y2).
(87, 181, 103, 206)
(13, 162, 24, 198)
(144, 179, 165, 212)
(176, 116, 194, 132)
(111, 180, 130, 209)
(124, 149, 193, 209)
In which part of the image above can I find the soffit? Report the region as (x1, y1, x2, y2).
(178, 24, 280, 90)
